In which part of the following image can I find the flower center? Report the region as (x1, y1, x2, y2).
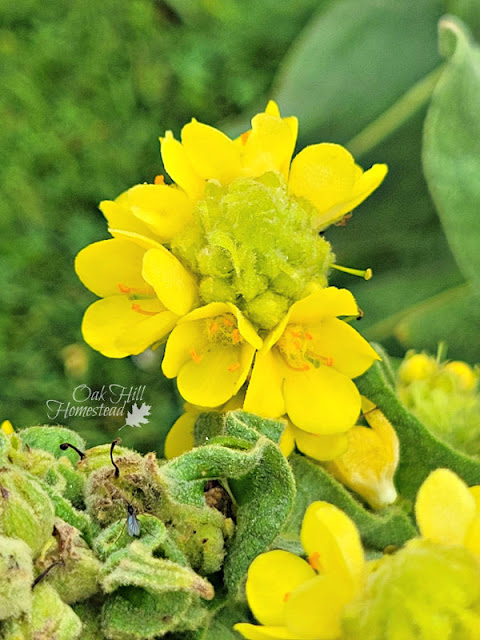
(170, 172, 335, 332)
(205, 313, 244, 347)
(276, 324, 333, 371)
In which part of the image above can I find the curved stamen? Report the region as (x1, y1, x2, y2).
(331, 264, 372, 280)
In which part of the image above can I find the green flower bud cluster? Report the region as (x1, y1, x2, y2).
(171, 172, 335, 330)
(342, 539, 480, 639)
(397, 351, 480, 455)
(0, 414, 294, 639)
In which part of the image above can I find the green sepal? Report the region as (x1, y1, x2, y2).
(0, 467, 55, 557)
(41, 484, 97, 546)
(72, 598, 104, 640)
(356, 359, 480, 499)
(0, 535, 33, 621)
(19, 425, 86, 466)
(1, 583, 82, 640)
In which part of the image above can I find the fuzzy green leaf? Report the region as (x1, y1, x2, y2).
(423, 16, 480, 292)
(356, 359, 480, 499)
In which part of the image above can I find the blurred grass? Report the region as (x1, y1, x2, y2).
(0, 0, 321, 450)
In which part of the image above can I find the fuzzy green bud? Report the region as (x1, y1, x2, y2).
(171, 172, 334, 330)
(342, 540, 480, 639)
(0, 535, 33, 621)
(2, 583, 82, 640)
(19, 425, 86, 466)
(0, 467, 55, 557)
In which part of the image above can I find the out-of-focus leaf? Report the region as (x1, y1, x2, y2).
(273, 0, 442, 146)
(393, 284, 480, 362)
(446, 0, 480, 39)
(423, 16, 480, 292)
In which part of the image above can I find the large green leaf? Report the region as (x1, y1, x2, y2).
(423, 16, 480, 292)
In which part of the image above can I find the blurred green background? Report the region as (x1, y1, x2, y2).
(1, 0, 479, 453)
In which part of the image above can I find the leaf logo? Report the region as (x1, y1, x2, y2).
(119, 402, 151, 430)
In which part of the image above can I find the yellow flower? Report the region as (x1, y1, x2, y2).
(325, 398, 399, 509)
(234, 501, 365, 640)
(164, 395, 295, 460)
(162, 302, 262, 407)
(244, 287, 380, 437)
(415, 468, 480, 559)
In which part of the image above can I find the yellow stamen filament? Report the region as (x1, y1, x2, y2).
(331, 264, 372, 280)
(131, 303, 158, 317)
(190, 349, 203, 364)
(154, 174, 165, 185)
(308, 551, 322, 572)
(228, 362, 240, 372)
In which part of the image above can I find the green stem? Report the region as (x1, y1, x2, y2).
(347, 65, 444, 157)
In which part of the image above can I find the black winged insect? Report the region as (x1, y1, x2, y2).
(113, 502, 141, 544)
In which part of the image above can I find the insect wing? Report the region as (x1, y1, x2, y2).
(127, 512, 141, 537)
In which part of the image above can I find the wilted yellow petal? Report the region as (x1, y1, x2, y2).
(245, 550, 315, 626)
(415, 468, 476, 546)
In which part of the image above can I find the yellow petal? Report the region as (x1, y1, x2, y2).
(164, 408, 200, 459)
(317, 163, 387, 229)
(245, 550, 315, 626)
(288, 143, 356, 221)
(279, 422, 296, 457)
(162, 321, 209, 378)
(1, 420, 14, 435)
(464, 514, 480, 559)
(75, 239, 148, 298)
(288, 288, 359, 325)
(142, 247, 198, 316)
(286, 572, 354, 640)
(160, 130, 204, 201)
(244, 350, 287, 419)
(415, 468, 476, 545)
(234, 624, 299, 640)
(292, 425, 349, 461)
(82, 296, 176, 358)
(242, 112, 298, 179)
(300, 501, 364, 588)
(284, 366, 361, 434)
(469, 486, 480, 511)
(265, 100, 281, 117)
(99, 194, 158, 240)
(108, 228, 163, 250)
(127, 183, 193, 242)
(181, 119, 242, 183)
(177, 344, 255, 407)
(307, 318, 380, 379)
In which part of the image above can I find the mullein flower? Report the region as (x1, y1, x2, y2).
(76, 101, 386, 361)
(244, 287, 380, 441)
(325, 398, 399, 509)
(234, 501, 365, 640)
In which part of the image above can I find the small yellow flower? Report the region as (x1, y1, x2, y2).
(415, 468, 480, 559)
(325, 398, 399, 509)
(244, 287, 380, 436)
(162, 302, 262, 407)
(234, 501, 365, 640)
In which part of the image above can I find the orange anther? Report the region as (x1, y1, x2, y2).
(228, 362, 240, 372)
(131, 303, 158, 316)
(209, 321, 218, 334)
(290, 331, 302, 338)
(240, 131, 250, 146)
(154, 174, 165, 185)
(305, 331, 313, 340)
(118, 283, 132, 293)
(326, 357, 334, 367)
(294, 339, 301, 350)
(190, 349, 203, 364)
(223, 317, 233, 327)
(232, 328, 241, 344)
(283, 592, 291, 603)
(308, 551, 322, 571)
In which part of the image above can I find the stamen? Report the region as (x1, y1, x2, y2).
(309, 352, 334, 367)
(209, 321, 218, 334)
(240, 131, 250, 145)
(308, 551, 322, 571)
(232, 329, 241, 344)
(304, 331, 313, 340)
(154, 174, 165, 185)
(283, 592, 291, 603)
(190, 349, 203, 364)
(228, 362, 240, 372)
(223, 317, 233, 327)
(118, 283, 153, 296)
(285, 362, 311, 372)
(131, 303, 158, 317)
(331, 264, 372, 280)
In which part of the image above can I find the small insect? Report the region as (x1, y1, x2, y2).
(126, 503, 141, 537)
